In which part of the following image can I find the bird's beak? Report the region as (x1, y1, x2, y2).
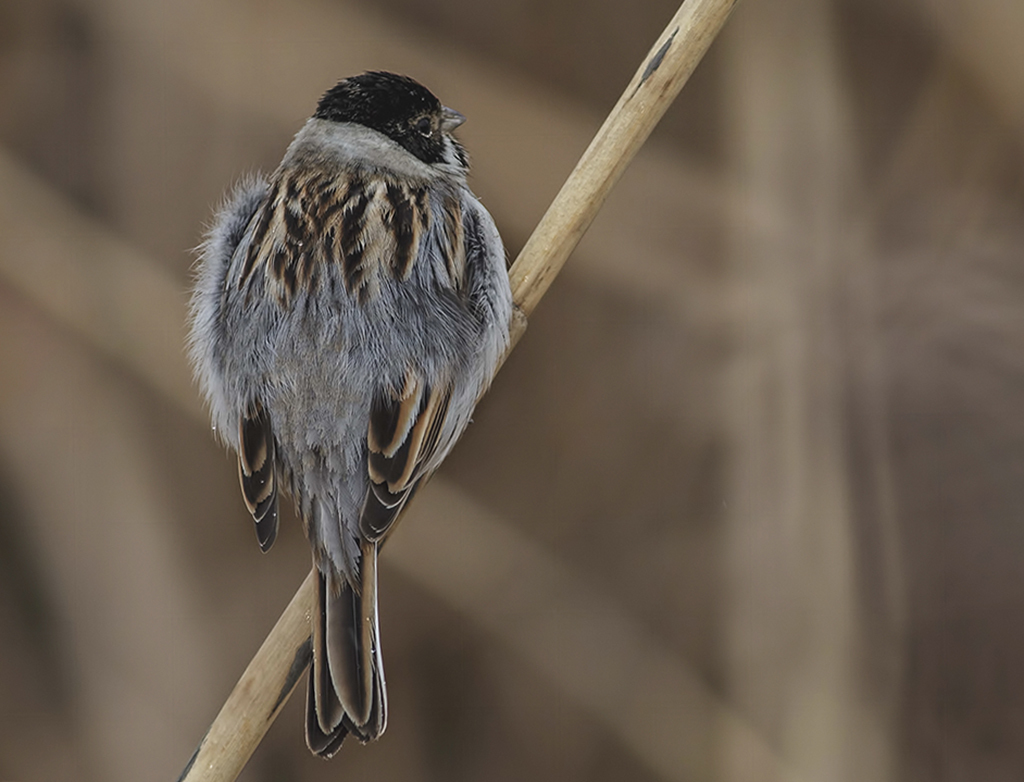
(441, 107, 466, 132)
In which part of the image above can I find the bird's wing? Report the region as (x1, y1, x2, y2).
(360, 370, 455, 542)
(358, 187, 502, 543)
(237, 399, 280, 552)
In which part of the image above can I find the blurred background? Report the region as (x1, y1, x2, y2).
(1, 0, 1023, 780)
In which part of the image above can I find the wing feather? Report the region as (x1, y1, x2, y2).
(237, 400, 279, 552)
(361, 379, 454, 542)
(366, 371, 421, 457)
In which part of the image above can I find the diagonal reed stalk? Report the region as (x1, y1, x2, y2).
(178, 1, 738, 779)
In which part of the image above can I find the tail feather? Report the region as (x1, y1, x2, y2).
(305, 670, 348, 757)
(306, 541, 387, 757)
(361, 540, 387, 735)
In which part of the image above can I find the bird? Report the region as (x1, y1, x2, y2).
(187, 71, 513, 756)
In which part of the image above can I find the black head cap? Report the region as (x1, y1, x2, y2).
(314, 72, 457, 165)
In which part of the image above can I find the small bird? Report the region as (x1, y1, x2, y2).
(188, 71, 512, 756)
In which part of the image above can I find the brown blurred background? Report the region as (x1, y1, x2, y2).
(1, 0, 1023, 780)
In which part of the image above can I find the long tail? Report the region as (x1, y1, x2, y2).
(305, 540, 387, 756)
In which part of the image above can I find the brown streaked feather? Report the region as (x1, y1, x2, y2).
(235, 165, 440, 306)
(238, 401, 279, 552)
(362, 377, 454, 542)
(238, 180, 280, 287)
(360, 466, 424, 542)
(366, 371, 421, 457)
(388, 384, 447, 491)
(419, 385, 453, 464)
(383, 183, 423, 279)
(360, 481, 406, 542)
(440, 194, 466, 289)
(339, 178, 371, 295)
(365, 385, 432, 491)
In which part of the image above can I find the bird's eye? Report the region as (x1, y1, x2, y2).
(416, 117, 432, 136)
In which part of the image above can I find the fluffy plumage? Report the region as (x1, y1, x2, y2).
(187, 71, 512, 755)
